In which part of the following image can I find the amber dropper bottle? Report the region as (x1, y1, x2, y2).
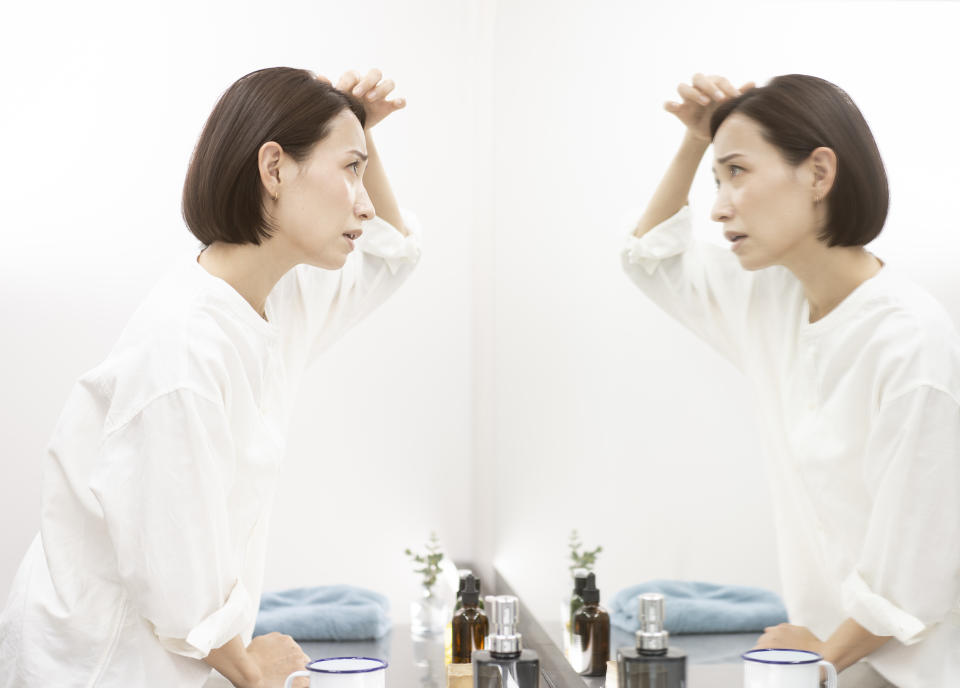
(452, 574, 488, 663)
(572, 572, 610, 676)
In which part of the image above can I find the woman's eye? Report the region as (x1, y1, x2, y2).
(729, 164, 744, 177)
(349, 161, 361, 175)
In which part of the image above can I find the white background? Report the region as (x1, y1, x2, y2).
(1, 0, 957, 636)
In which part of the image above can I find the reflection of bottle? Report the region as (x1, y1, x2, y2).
(572, 573, 609, 676)
(472, 595, 539, 688)
(618, 593, 686, 688)
(452, 575, 489, 663)
(562, 569, 589, 662)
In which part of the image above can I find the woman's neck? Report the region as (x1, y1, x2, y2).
(197, 240, 294, 321)
(785, 244, 883, 323)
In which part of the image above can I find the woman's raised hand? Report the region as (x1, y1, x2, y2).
(332, 68, 406, 130)
(664, 73, 754, 142)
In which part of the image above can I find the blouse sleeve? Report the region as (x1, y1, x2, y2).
(842, 384, 960, 645)
(270, 209, 422, 370)
(621, 206, 763, 370)
(89, 388, 253, 659)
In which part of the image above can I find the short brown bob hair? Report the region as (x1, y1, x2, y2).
(182, 67, 366, 246)
(710, 74, 888, 248)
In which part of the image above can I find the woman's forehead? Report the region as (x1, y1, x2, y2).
(713, 113, 770, 159)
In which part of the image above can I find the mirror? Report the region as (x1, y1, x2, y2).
(478, 0, 960, 676)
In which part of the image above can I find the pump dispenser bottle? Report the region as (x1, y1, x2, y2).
(617, 593, 686, 688)
(472, 595, 539, 688)
(571, 573, 610, 676)
(452, 575, 488, 663)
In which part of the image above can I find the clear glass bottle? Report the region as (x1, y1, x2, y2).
(617, 593, 686, 688)
(472, 595, 539, 688)
(571, 572, 609, 677)
(452, 575, 489, 663)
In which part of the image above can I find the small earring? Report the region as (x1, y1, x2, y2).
(273, 191, 279, 202)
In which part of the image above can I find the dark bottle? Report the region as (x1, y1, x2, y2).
(617, 593, 686, 688)
(564, 568, 590, 661)
(572, 572, 610, 677)
(452, 574, 489, 663)
(472, 595, 539, 688)
(455, 570, 484, 612)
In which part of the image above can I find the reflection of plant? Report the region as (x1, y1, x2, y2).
(568, 529, 602, 576)
(405, 531, 444, 592)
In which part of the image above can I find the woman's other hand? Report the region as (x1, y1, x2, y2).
(664, 73, 754, 142)
(246, 632, 311, 688)
(333, 68, 406, 129)
(753, 622, 826, 655)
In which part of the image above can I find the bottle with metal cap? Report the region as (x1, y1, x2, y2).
(472, 595, 540, 688)
(616, 593, 687, 688)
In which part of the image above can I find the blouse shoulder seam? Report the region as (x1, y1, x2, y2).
(881, 383, 960, 411)
(102, 386, 223, 439)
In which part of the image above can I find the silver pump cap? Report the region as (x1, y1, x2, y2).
(486, 595, 523, 654)
(635, 593, 669, 652)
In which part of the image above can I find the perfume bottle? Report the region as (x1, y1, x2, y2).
(562, 568, 589, 661)
(452, 575, 489, 663)
(472, 595, 540, 688)
(571, 573, 609, 676)
(617, 593, 686, 688)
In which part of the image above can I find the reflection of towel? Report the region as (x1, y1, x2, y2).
(254, 585, 391, 641)
(610, 581, 787, 634)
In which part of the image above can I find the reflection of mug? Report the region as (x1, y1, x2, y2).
(742, 649, 836, 688)
(284, 657, 388, 688)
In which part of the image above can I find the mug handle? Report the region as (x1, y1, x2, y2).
(819, 660, 837, 688)
(284, 670, 310, 688)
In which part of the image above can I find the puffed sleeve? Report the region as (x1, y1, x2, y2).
(842, 385, 960, 644)
(621, 206, 763, 369)
(269, 210, 421, 370)
(89, 388, 253, 659)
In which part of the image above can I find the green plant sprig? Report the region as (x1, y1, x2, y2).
(405, 531, 444, 591)
(568, 529, 602, 576)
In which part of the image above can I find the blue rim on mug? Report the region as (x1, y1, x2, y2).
(306, 657, 389, 673)
(742, 648, 822, 665)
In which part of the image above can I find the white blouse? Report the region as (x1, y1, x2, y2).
(0, 212, 421, 687)
(622, 207, 960, 688)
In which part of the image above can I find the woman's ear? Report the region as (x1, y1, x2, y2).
(809, 146, 837, 203)
(258, 141, 284, 200)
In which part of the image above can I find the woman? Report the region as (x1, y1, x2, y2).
(622, 74, 959, 687)
(0, 67, 421, 687)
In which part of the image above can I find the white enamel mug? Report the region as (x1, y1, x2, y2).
(284, 657, 388, 688)
(743, 648, 837, 688)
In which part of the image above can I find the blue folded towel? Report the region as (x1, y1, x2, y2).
(610, 580, 787, 635)
(254, 585, 391, 641)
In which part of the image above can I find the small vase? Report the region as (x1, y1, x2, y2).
(410, 587, 449, 638)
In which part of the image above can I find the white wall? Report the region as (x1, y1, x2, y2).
(485, 0, 960, 624)
(2, 0, 958, 638)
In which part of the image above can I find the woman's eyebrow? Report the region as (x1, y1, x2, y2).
(347, 149, 369, 161)
(715, 152, 744, 164)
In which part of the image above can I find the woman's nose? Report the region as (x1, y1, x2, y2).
(355, 185, 376, 221)
(710, 191, 733, 223)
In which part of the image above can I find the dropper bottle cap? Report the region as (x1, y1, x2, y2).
(572, 569, 590, 596)
(461, 574, 480, 607)
(486, 595, 523, 655)
(636, 593, 669, 653)
(581, 573, 600, 605)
